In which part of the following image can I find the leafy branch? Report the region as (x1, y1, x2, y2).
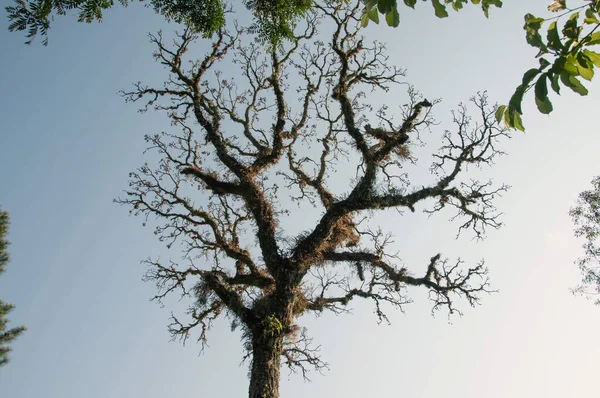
(498, 0, 600, 131)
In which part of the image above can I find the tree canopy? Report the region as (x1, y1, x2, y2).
(0, 207, 26, 367)
(570, 176, 600, 304)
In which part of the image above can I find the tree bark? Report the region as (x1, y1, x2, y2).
(248, 331, 284, 398)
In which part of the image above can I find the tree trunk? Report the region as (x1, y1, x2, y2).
(248, 331, 284, 398)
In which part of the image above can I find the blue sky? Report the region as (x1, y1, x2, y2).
(1, 1, 600, 397)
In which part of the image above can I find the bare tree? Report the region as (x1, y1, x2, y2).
(117, 2, 508, 397)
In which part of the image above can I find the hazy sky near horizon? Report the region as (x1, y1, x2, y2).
(1, 1, 600, 397)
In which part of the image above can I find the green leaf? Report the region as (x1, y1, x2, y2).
(361, 11, 370, 27)
(583, 49, 600, 67)
(368, 7, 380, 23)
(535, 73, 548, 99)
(534, 74, 553, 114)
(495, 105, 506, 124)
(575, 52, 594, 80)
(584, 7, 599, 24)
(563, 57, 580, 75)
(522, 68, 540, 86)
(535, 96, 553, 114)
(432, 0, 449, 18)
(366, 0, 379, 11)
(560, 71, 589, 95)
(524, 14, 545, 29)
(404, 0, 417, 8)
(385, 8, 400, 27)
(452, 0, 464, 11)
(549, 72, 561, 94)
(524, 14, 547, 51)
(503, 107, 510, 125)
(539, 57, 551, 69)
(512, 111, 525, 132)
(508, 84, 525, 115)
(587, 31, 600, 45)
(507, 109, 525, 132)
(562, 12, 581, 40)
(377, 0, 395, 14)
(481, 0, 503, 18)
(547, 21, 563, 51)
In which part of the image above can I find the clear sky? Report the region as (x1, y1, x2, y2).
(1, 0, 600, 397)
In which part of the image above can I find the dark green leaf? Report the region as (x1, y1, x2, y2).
(535, 73, 548, 100)
(366, 0, 379, 11)
(535, 96, 553, 114)
(377, 0, 395, 14)
(432, 0, 449, 18)
(534, 74, 553, 114)
(522, 68, 540, 86)
(404, 0, 417, 8)
(385, 8, 400, 27)
(549, 72, 561, 94)
(547, 21, 563, 52)
(508, 84, 525, 115)
(562, 12, 581, 40)
(576, 52, 594, 80)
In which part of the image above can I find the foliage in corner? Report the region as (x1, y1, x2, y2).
(5, 0, 503, 46)
(359, 0, 502, 28)
(498, 0, 600, 131)
(0, 207, 26, 367)
(5, 0, 312, 45)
